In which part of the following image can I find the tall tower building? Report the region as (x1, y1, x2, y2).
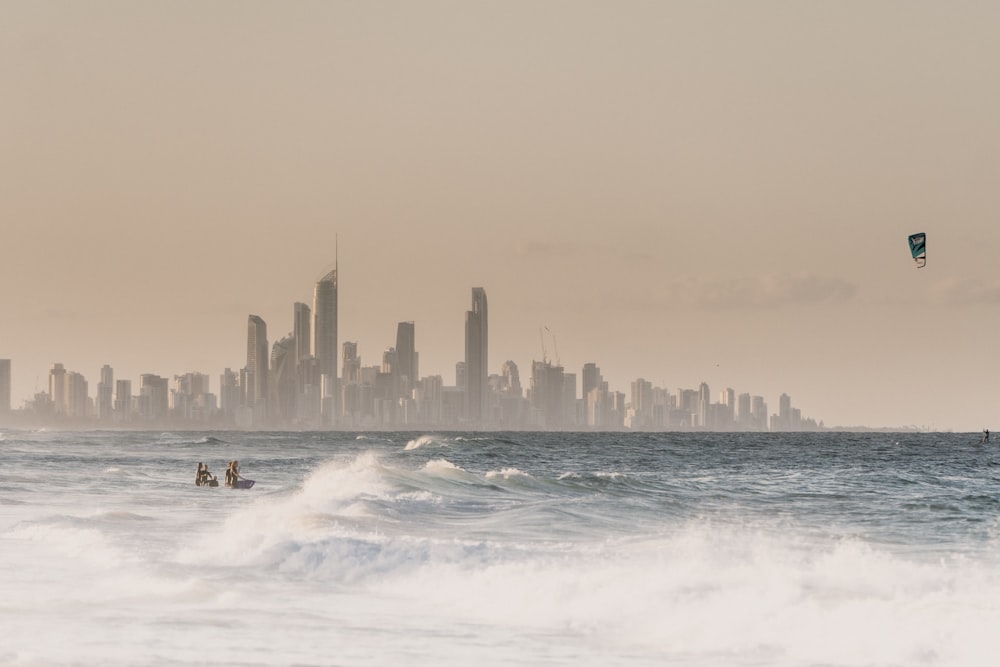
(698, 382, 711, 429)
(140, 374, 169, 421)
(247, 315, 269, 418)
(464, 287, 488, 424)
(270, 334, 297, 425)
(737, 392, 752, 427)
(115, 379, 132, 422)
(294, 302, 312, 366)
(49, 363, 67, 415)
(66, 371, 88, 418)
(0, 359, 10, 414)
(96, 365, 114, 421)
(395, 321, 417, 399)
(313, 266, 338, 425)
(581, 363, 602, 403)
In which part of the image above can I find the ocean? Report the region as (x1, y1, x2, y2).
(1, 430, 998, 666)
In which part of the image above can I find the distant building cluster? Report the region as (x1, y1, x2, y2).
(0, 263, 821, 431)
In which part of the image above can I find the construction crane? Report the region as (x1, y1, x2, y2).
(540, 326, 560, 366)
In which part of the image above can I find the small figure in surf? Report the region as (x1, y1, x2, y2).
(196, 462, 218, 487)
(225, 460, 241, 487)
(983, 429, 990, 444)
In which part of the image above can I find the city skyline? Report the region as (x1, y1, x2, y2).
(4, 3, 1000, 431)
(1, 271, 821, 431)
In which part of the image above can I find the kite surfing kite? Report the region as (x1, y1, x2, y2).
(907, 232, 926, 268)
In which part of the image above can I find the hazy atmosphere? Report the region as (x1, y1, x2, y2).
(3, 1, 1000, 430)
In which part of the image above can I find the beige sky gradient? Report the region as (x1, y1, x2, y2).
(3, 1, 1000, 430)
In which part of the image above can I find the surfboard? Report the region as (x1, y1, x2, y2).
(234, 479, 255, 489)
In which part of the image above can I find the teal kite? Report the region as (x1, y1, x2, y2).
(908, 233, 926, 268)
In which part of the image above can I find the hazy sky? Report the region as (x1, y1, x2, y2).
(3, 1, 1000, 430)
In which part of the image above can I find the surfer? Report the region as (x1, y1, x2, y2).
(196, 463, 218, 487)
(983, 429, 990, 444)
(225, 460, 241, 487)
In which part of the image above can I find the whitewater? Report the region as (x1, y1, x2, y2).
(1, 430, 999, 666)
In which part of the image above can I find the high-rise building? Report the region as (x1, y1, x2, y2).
(65, 371, 88, 418)
(270, 335, 297, 425)
(464, 287, 488, 424)
(115, 379, 132, 422)
(736, 392, 752, 428)
(139, 374, 169, 421)
(395, 321, 417, 399)
(293, 302, 312, 366)
(720, 388, 736, 429)
(341, 341, 360, 384)
(415, 375, 444, 425)
(97, 365, 114, 421)
(499, 361, 522, 397)
(751, 395, 768, 430)
(292, 303, 310, 408)
(0, 359, 10, 414)
(313, 267, 338, 425)
(171, 372, 213, 422)
(339, 341, 361, 426)
(582, 363, 602, 403)
(219, 368, 240, 418)
(247, 315, 269, 419)
(529, 360, 564, 428)
(49, 363, 67, 415)
(698, 382, 711, 428)
(630, 378, 653, 428)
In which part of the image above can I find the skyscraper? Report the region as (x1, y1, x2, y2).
(293, 302, 311, 364)
(115, 379, 132, 422)
(247, 315, 269, 420)
(464, 287, 488, 424)
(395, 321, 417, 399)
(582, 363, 602, 403)
(139, 374, 169, 421)
(270, 334, 297, 425)
(97, 364, 114, 421)
(49, 363, 67, 415)
(0, 359, 10, 414)
(313, 267, 338, 425)
(698, 382, 711, 429)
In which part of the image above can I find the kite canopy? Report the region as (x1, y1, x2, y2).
(908, 232, 926, 268)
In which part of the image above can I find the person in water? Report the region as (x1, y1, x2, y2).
(196, 463, 217, 486)
(225, 460, 241, 487)
(983, 429, 990, 443)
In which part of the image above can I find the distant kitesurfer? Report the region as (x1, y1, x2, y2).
(983, 429, 990, 444)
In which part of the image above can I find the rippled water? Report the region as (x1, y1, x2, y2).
(1, 430, 998, 666)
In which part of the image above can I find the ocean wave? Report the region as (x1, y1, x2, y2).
(404, 435, 446, 450)
(5, 517, 130, 566)
(153, 433, 227, 447)
(485, 467, 533, 481)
